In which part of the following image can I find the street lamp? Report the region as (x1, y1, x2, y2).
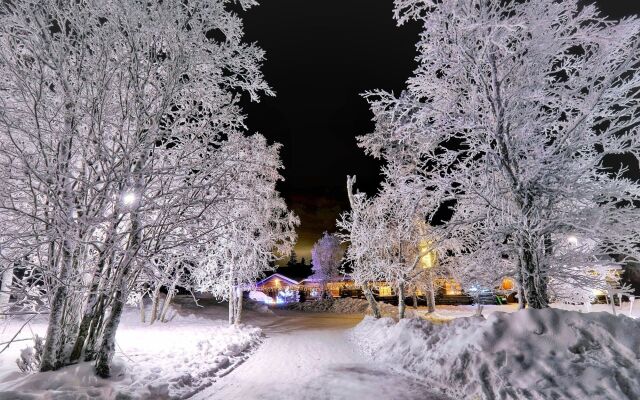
(122, 191, 137, 206)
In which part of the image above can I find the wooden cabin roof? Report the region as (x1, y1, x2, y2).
(256, 273, 300, 287)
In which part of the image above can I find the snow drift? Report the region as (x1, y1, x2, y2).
(286, 297, 411, 317)
(0, 308, 264, 400)
(287, 298, 370, 313)
(353, 309, 640, 400)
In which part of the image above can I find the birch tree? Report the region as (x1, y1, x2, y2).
(0, 0, 274, 377)
(339, 176, 430, 319)
(193, 134, 298, 325)
(0, 266, 13, 318)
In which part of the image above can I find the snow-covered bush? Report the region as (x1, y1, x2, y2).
(15, 336, 43, 373)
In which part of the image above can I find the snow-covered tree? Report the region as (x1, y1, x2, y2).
(362, 0, 640, 309)
(192, 134, 298, 325)
(0, 0, 274, 377)
(339, 176, 430, 319)
(310, 232, 343, 298)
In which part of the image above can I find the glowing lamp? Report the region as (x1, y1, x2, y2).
(501, 278, 515, 291)
(122, 192, 137, 206)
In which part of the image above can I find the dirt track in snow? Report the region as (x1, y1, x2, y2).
(191, 310, 451, 400)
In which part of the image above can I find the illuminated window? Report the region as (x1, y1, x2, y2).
(444, 281, 462, 295)
(379, 286, 392, 296)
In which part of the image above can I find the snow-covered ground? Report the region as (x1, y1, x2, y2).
(417, 301, 640, 322)
(354, 308, 640, 399)
(2, 298, 638, 400)
(0, 297, 268, 399)
(193, 310, 451, 400)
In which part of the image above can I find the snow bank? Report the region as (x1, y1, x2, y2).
(287, 298, 367, 313)
(286, 298, 404, 317)
(0, 307, 263, 399)
(417, 302, 640, 321)
(353, 309, 640, 400)
(244, 296, 274, 314)
(248, 290, 274, 305)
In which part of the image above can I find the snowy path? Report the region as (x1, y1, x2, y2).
(191, 311, 450, 400)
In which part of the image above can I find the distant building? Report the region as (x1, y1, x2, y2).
(254, 273, 300, 304)
(253, 271, 519, 306)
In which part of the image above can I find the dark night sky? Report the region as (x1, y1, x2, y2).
(239, 0, 640, 260)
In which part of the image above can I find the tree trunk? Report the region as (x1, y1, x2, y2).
(70, 240, 115, 363)
(516, 271, 526, 310)
(475, 294, 483, 316)
(0, 266, 14, 318)
(69, 298, 97, 363)
(412, 290, 418, 310)
(521, 246, 548, 309)
(610, 292, 617, 316)
(228, 286, 236, 325)
(40, 244, 74, 372)
(398, 284, 406, 319)
(140, 296, 146, 323)
(515, 267, 526, 310)
(426, 271, 436, 313)
(149, 285, 162, 324)
(159, 291, 174, 323)
(234, 287, 243, 325)
(41, 86, 79, 372)
(94, 282, 125, 378)
(160, 272, 181, 323)
(83, 295, 106, 362)
(363, 286, 380, 319)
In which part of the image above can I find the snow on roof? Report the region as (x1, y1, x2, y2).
(256, 273, 300, 286)
(300, 274, 353, 283)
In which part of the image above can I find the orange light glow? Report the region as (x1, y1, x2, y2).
(500, 278, 515, 291)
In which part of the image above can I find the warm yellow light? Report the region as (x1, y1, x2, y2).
(419, 240, 437, 269)
(501, 278, 515, 291)
(444, 280, 462, 295)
